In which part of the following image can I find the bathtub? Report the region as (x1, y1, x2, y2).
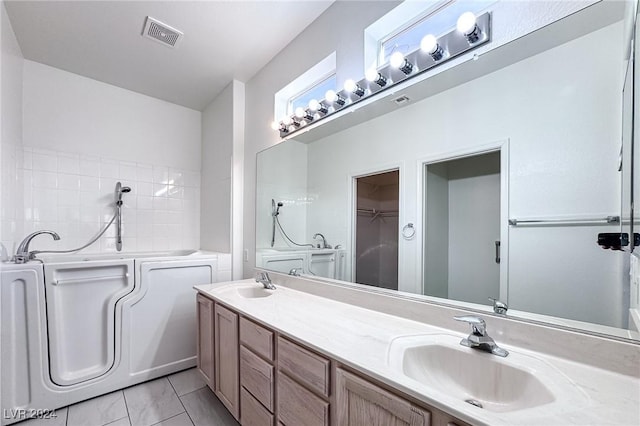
(1, 250, 231, 425)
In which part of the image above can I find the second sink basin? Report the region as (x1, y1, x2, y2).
(236, 286, 274, 299)
(388, 334, 587, 414)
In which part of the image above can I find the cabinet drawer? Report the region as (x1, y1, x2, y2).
(278, 373, 329, 426)
(240, 317, 274, 361)
(241, 387, 274, 426)
(240, 346, 274, 411)
(278, 337, 330, 397)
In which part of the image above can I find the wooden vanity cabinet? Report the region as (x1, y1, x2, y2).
(277, 336, 331, 426)
(196, 294, 469, 426)
(214, 303, 240, 420)
(336, 368, 430, 426)
(239, 317, 276, 426)
(196, 294, 214, 388)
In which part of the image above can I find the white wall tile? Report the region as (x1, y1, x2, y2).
(21, 146, 201, 254)
(120, 162, 137, 182)
(101, 160, 120, 179)
(153, 166, 169, 184)
(58, 153, 79, 175)
(58, 174, 80, 190)
(80, 155, 101, 177)
(80, 176, 100, 191)
(32, 151, 57, 172)
(32, 170, 57, 189)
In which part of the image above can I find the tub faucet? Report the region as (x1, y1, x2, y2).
(255, 272, 276, 290)
(313, 233, 331, 249)
(454, 315, 509, 357)
(14, 230, 61, 263)
(289, 267, 303, 276)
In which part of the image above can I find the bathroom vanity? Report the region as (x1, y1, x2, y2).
(194, 277, 640, 426)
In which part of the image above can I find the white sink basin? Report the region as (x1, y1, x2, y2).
(236, 286, 275, 299)
(388, 334, 587, 413)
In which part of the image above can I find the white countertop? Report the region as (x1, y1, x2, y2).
(195, 279, 640, 426)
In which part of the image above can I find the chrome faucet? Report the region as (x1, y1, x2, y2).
(255, 271, 276, 290)
(454, 315, 509, 357)
(13, 230, 60, 264)
(488, 297, 508, 315)
(289, 267, 303, 276)
(313, 233, 331, 249)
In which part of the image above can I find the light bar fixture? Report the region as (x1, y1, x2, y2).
(273, 11, 491, 138)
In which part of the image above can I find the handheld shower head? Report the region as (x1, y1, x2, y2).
(272, 199, 284, 217)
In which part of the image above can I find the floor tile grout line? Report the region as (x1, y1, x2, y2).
(148, 412, 187, 426)
(120, 389, 132, 426)
(167, 377, 195, 426)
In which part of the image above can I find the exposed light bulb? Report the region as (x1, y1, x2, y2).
(282, 116, 292, 126)
(389, 52, 413, 75)
(456, 12, 477, 34)
(457, 12, 481, 43)
(270, 121, 280, 131)
(420, 34, 444, 61)
(344, 79, 365, 97)
(325, 89, 345, 106)
(294, 107, 305, 119)
(365, 68, 387, 87)
(420, 35, 437, 54)
(308, 99, 328, 114)
(389, 52, 405, 68)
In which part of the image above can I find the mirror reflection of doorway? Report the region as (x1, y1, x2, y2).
(354, 170, 400, 290)
(424, 151, 501, 305)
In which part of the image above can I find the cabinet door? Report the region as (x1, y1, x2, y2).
(214, 303, 240, 420)
(196, 294, 214, 388)
(336, 369, 430, 426)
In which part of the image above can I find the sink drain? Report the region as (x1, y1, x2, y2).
(465, 399, 483, 409)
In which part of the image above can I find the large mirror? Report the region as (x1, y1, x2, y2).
(257, 0, 640, 341)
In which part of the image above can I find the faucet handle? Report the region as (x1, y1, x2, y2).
(488, 297, 508, 315)
(454, 315, 487, 336)
(255, 271, 270, 282)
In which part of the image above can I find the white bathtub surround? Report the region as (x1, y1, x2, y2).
(21, 146, 200, 253)
(195, 276, 640, 426)
(1, 251, 230, 425)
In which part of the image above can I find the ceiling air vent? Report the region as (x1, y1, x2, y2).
(142, 16, 183, 48)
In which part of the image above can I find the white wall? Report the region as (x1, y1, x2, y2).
(23, 61, 201, 171)
(244, 1, 400, 277)
(0, 0, 24, 255)
(201, 79, 245, 278)
(284, 21, 624, 328)
(201, 83, 233, 252)
(19, 60, 201, 253)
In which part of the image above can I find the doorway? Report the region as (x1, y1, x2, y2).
(424, 151, 501, 305)
(354, 170, 399, 290)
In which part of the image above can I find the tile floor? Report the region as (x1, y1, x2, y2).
(19, 369, 238, 426)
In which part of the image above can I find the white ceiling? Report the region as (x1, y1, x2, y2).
(5, 0, 334, 111)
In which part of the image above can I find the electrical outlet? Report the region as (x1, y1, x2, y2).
(243, 249, 249, 262)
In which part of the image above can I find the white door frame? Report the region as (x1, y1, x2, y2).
(416, 139, 510, 301)
(347, 163, 403, 285)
